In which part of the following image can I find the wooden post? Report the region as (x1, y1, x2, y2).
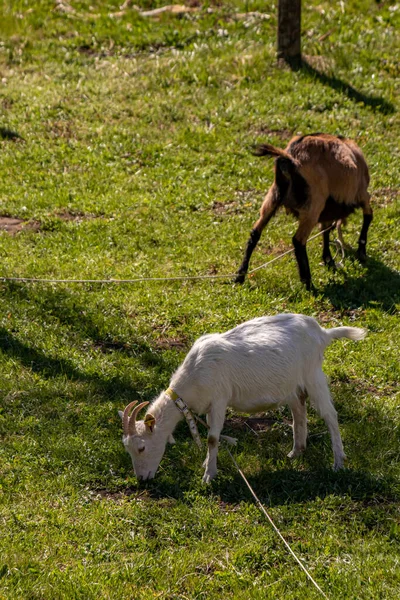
(277, 0, 301, 64)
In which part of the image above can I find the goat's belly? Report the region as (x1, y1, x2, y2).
(318, 196, 358, 222)
(229, 395, 286, 413)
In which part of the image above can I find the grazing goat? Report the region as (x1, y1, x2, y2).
(235, 133, 373, 289)
(119, 313, 367, 482)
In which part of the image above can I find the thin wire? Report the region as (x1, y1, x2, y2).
(0, 224, 335, 285)
(191, 412, 330, 598)
(226, 446, 330, 599)
(247, 225, 334, 275)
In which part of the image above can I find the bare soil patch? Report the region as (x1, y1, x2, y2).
(0, 211, 99, 236)
(0, 216, 40, 235)
(46, 120, 75, 139)
(260, 239, 293, 256)
(226, 415, 280, 432)
(212, 200, 240, 215)
(155, 336, 188, 351)
(252, 126, 294, 140)
(373, 187, 399, 207)
(53, 209, 99, 223)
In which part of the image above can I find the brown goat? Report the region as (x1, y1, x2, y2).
(235, 133, 373, 290)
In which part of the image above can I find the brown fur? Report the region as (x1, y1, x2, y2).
(236, 133, 373, 289)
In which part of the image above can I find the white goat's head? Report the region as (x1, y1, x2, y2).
(118, 401, 167, 481)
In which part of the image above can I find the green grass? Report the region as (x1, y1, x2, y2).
(0, 0, 399, 598)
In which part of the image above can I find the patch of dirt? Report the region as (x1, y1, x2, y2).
(0, 211, 100, 236)
(226, 415, 279, 432)
(302, 53, 335, 71)
(46, 120, 75, 139)
(218, 501, 242, 514)
(93, 339, 131, 354)
(1, 98, 14, 110)
(373, 187, 399, 207)
(206, 264, 219, 275)
(53, 209, 98, 223)
(212, 200, 239, 215)
(155, 336, 188, 351)
(260, 239, 292, 257)
(94, 488, 141, 501)
(212, 192, 258, 216)
(0, 216, 40, 235)
(252, 126, 294, 140)
(316, 308, 366, 324)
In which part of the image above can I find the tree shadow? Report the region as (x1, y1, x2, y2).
(319, 255, 400, 311)
(0, 325, 139, 401)
(1, 282, 167, 366)
(287, 57, 395, 115)
(0, 282, 170, 403)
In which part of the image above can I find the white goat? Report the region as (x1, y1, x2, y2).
(119, 314, 366, 482)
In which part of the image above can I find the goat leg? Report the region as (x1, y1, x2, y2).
(292, 236, 312, 290)
(321, 222, 336, 268)
(357, 212, 373, 263)
(235, 228, 261, 283)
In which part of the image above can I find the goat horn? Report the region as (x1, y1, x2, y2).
(128, 401, 149, 436)
(122, 401, 138, 436)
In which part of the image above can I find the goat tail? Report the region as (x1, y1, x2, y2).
(324, 326, 367, 345)
(251, 143, 293, 160)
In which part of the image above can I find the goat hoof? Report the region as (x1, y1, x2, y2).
(323, 257, 336, 269)
(333, 455, 346, 471)
(202, 471, 217, 484)
(288, 447, 305, 459)
(234, 273, 246, 284)
(357, 250, 367, 264)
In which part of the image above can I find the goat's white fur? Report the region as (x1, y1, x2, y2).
(119, 313, 366, 482)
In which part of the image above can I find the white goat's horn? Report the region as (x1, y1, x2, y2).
(128, 401, 149, 436)
(122, 401, 138, 436)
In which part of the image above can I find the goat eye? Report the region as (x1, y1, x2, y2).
(138, 447, 145, 454)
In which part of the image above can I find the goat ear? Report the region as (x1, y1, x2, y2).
(144, 413, 156, 432)
(118, 410, 124, 420)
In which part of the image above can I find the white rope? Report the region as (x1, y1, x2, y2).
(192, 412, 330, 598)
(226, 446, 330, 599)
(247, 226, 333, 274)
(0, 225, 335, 285)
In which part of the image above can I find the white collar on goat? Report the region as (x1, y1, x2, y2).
(165, 387, 203, 448)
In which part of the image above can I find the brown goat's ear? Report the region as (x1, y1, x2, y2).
(144, 413, 156, 432)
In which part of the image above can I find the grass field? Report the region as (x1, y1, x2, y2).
(0, 1, 399, 598)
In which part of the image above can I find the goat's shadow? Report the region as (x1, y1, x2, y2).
(318, 255, 400, 311)
(114, 377, 400, 507)
(289, 57, 395, 115)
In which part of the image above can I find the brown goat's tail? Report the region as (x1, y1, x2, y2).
(251, 143, 293, 160)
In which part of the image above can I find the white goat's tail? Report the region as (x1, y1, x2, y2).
(325, 326, 367, 345)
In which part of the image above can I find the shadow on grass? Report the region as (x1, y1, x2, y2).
(320, 256, 400, 311)
(291, 57, 395, 115)
(0, 282, 173, 406)
(0, 126, 25, 141)
(1, 281, 168, 367)
(115, 374, 400, 506)
(125, 455, 398, 508)
(0, 325, 140, 401)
